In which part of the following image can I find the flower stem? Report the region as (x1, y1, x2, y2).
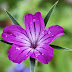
(30, 57, 36, 72)
(35, 60, 38, 72)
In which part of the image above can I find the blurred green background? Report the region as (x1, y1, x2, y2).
(0, 0, 72, 72)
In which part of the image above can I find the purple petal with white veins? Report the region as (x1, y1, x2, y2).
(24, 12, 45, 43)
(38, 25, 65, 45)
(8, 44, 33, 63)
(1, 12, 65, 64)
(31, 44, 53, 64)
(2, 25, 30, 46)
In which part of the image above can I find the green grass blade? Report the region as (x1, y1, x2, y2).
(50, 45, 72, 51)
(5, 10, 20, 26)
(44, 1, 58, 26)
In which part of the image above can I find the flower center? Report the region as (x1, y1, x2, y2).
(31, 46, 36, 49)
(30, 42, 37, 49)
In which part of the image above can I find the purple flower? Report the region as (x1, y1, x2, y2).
(8, 63, 30, 72)
(2, 12, 64, 64)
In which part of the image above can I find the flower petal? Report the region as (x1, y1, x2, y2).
(16, 63, 23, 71)
(31, 44, 53, 64)
(8, 69, 15, 72)
(38, 25, 65, 45)
(8, 44, 33, 63)
(2, 25, 30, 46)
(24, 12, 45, 43)
(24, 68, 30, 72)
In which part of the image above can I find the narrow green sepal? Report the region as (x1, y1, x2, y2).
(50, 45, 72, 51)
(4, 9, 20, 26)
(30, 57, 35, 72)
(0, 39, 13, 45)
(44, 1, 58, 26)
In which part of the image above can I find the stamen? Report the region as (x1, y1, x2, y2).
(31, 46, 36, 49)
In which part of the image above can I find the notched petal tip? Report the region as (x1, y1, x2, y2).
(24, 14, 33, 18)
(34, 12, 41, 15)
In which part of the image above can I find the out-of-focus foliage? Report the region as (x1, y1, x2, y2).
(0, 0, 72, 72)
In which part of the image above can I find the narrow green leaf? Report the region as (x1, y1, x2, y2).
(0, 39, 12, 45)
(44, 1, 58, 26)
(30, 57, 36, 72)
(5, 10, 20, 26)
(50, 45, 72, 51)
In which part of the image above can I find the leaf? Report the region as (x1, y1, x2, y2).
(50, 45, 72, 51)
(5, 9, 20, 26)
(30, 57, 35, 72)
(0, 39, 12, 45)
(44, 1, 58, 26)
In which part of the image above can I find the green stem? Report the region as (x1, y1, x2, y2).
(35, 60, 38, 72)
(30, 57, 36, 72)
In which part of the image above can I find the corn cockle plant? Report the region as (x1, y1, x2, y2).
(0, 1, 72, 72)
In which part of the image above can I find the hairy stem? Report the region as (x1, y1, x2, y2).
(30, 57, 36, 72)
